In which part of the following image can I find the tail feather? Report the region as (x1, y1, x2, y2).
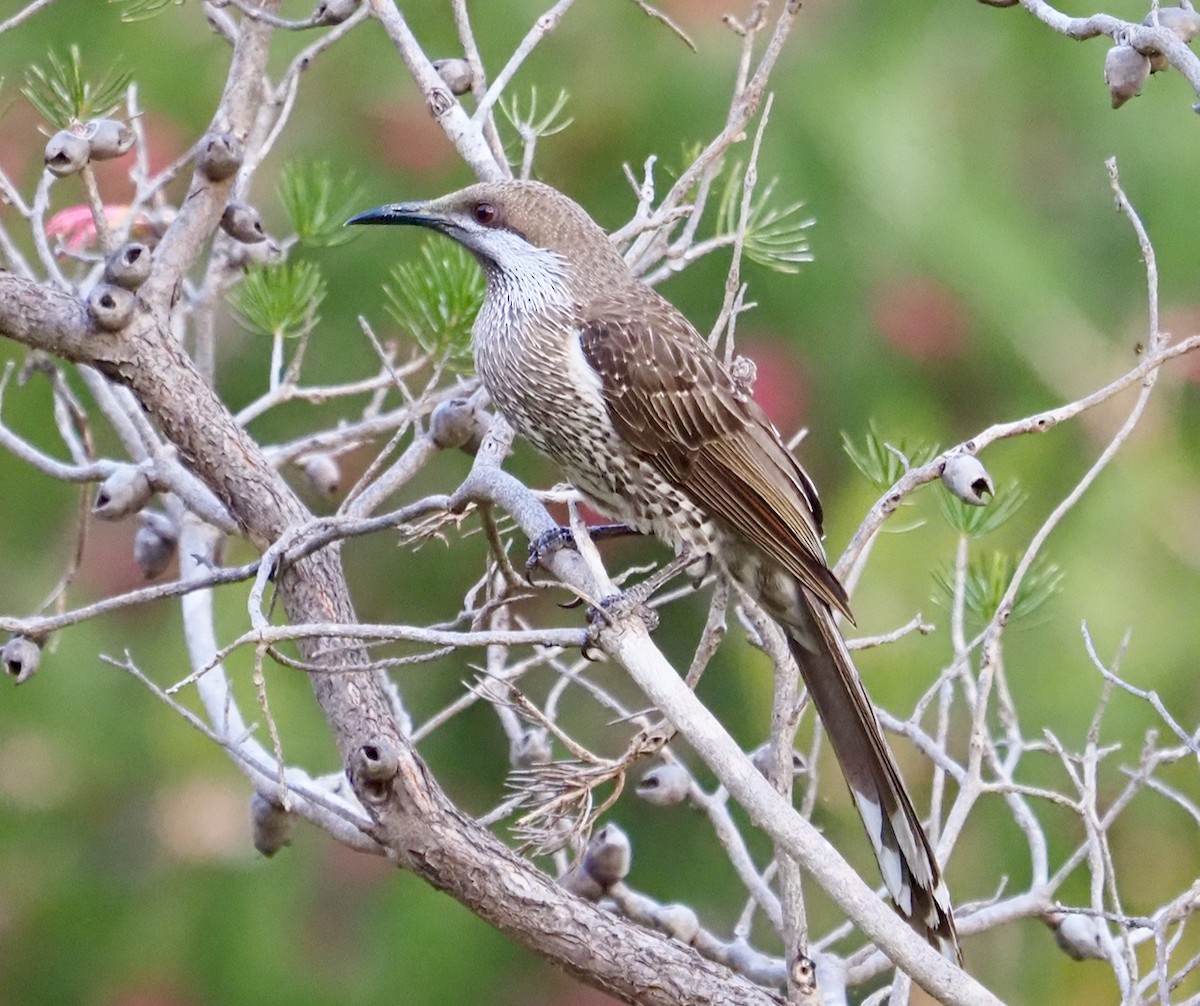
(786, 593, 960, 962)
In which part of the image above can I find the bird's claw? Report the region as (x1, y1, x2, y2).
(582, 591, 661, 660)
(525, 523, 638, 580)
(526, 526, 576, 579)
(579, 548, 700, 658)
(686, 554, 713, 589)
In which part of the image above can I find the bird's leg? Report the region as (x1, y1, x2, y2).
(582, 549, 702, 658)
(684, 553, 714, 590)
(623, 548, 701, 605)
(525, 522, 639, 578)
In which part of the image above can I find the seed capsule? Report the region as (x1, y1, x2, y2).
(2, 636, 42, 684)
(133, 510, 178, 579)
(105, 243, 152, 290)
(314, 0, 359, 24)
(44, 129, 90, 177)
(511, 728, 552, 767)
(87, 284, 136, 331)
(433, 57, 473, 96)
(750, 744, 806, 780)
(220, 201, 267, 244)
(250, 792, 295, 857)
(93, 465, 153, 520)
(226, 239, 283, 270)
(84, 118, 134, 160)
(1146, 6, 1200, 43)
(635, 763, 690, 806)
(560, 863, 603, 901)
(198, 132, 244, 182)
(941, 452, 994, 506)
(301, 453, 341, 497)
(1049, 911, 1110, 961)
(1104, 44, 1151, 108)
(580, 823, 631, 889)
(429, 396, 480, 450)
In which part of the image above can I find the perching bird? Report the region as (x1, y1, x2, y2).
(349, 180, 958, 958)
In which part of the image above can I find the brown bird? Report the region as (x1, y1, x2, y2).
(350, 180, 958, 958)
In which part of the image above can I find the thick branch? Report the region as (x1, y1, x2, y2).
(366, 750, 780, 1006)
(0, 266, 785, 1006)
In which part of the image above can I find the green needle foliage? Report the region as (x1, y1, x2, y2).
(932, 551, 1063, 630)
(938, 482, 1028, 538)
(842, 421, 939, 490)
(715, 166, 814, 274)
(22, 46, 130, 128)
(228, 261, 327, 340)
(499, 86, 573, 141)
(108, 0, 185, 22)
(278, 160, 364, 249)
(383, 241, 483, 364)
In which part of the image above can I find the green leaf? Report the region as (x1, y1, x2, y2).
(278, 160, 365, 248)
(383, 241, 484, 364)
(228, 260, 326, 340)
(22, 46, 131, 128)
(715, 165, 813, 274)
(932, 551, 1063, 629)
(499, 86, 573, 141)
(938, 482, 1027, 538)
(841, 420, 939, 490)
(108, 0, 185, 22)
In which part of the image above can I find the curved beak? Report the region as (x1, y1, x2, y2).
(346, 201, 445, 229)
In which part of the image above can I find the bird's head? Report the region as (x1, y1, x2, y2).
(348, 180, 629, 292)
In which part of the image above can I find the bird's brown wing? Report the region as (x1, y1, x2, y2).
(577, 306, 850, 619)
(579, 304, 960, 960)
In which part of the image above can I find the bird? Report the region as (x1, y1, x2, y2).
(349, 179, 959, 959)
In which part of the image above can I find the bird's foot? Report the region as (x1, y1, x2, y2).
(525, 522, 637, 578)
(684, 553, 714, 590)
(581, 550, 698, 658)
(583, 592, 660, 659)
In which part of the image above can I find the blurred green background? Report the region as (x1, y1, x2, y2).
(2, 1, 1199, 1003)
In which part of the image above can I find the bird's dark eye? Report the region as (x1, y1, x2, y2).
(472, 202, 499, 226)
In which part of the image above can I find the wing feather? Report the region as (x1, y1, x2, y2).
(578, 294, 958, 956)
(578, 305, 850, 618)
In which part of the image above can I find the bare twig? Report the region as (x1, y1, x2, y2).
(0, 0, 56, 34)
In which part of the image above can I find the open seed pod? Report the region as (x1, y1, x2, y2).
(220, 201, 267, 244)
(87, 284, 137, 332)
(105, 243, 153, 290)
(44, 129, 90, 177)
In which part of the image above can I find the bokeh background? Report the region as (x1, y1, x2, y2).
(2, 1, 1199, 1003)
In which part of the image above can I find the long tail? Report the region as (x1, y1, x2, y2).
(785, 593, 960, 962)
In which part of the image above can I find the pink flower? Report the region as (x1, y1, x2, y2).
(46, 204, 136, 253)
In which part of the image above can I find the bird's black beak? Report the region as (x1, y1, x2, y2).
(346, 201, 445, 230)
